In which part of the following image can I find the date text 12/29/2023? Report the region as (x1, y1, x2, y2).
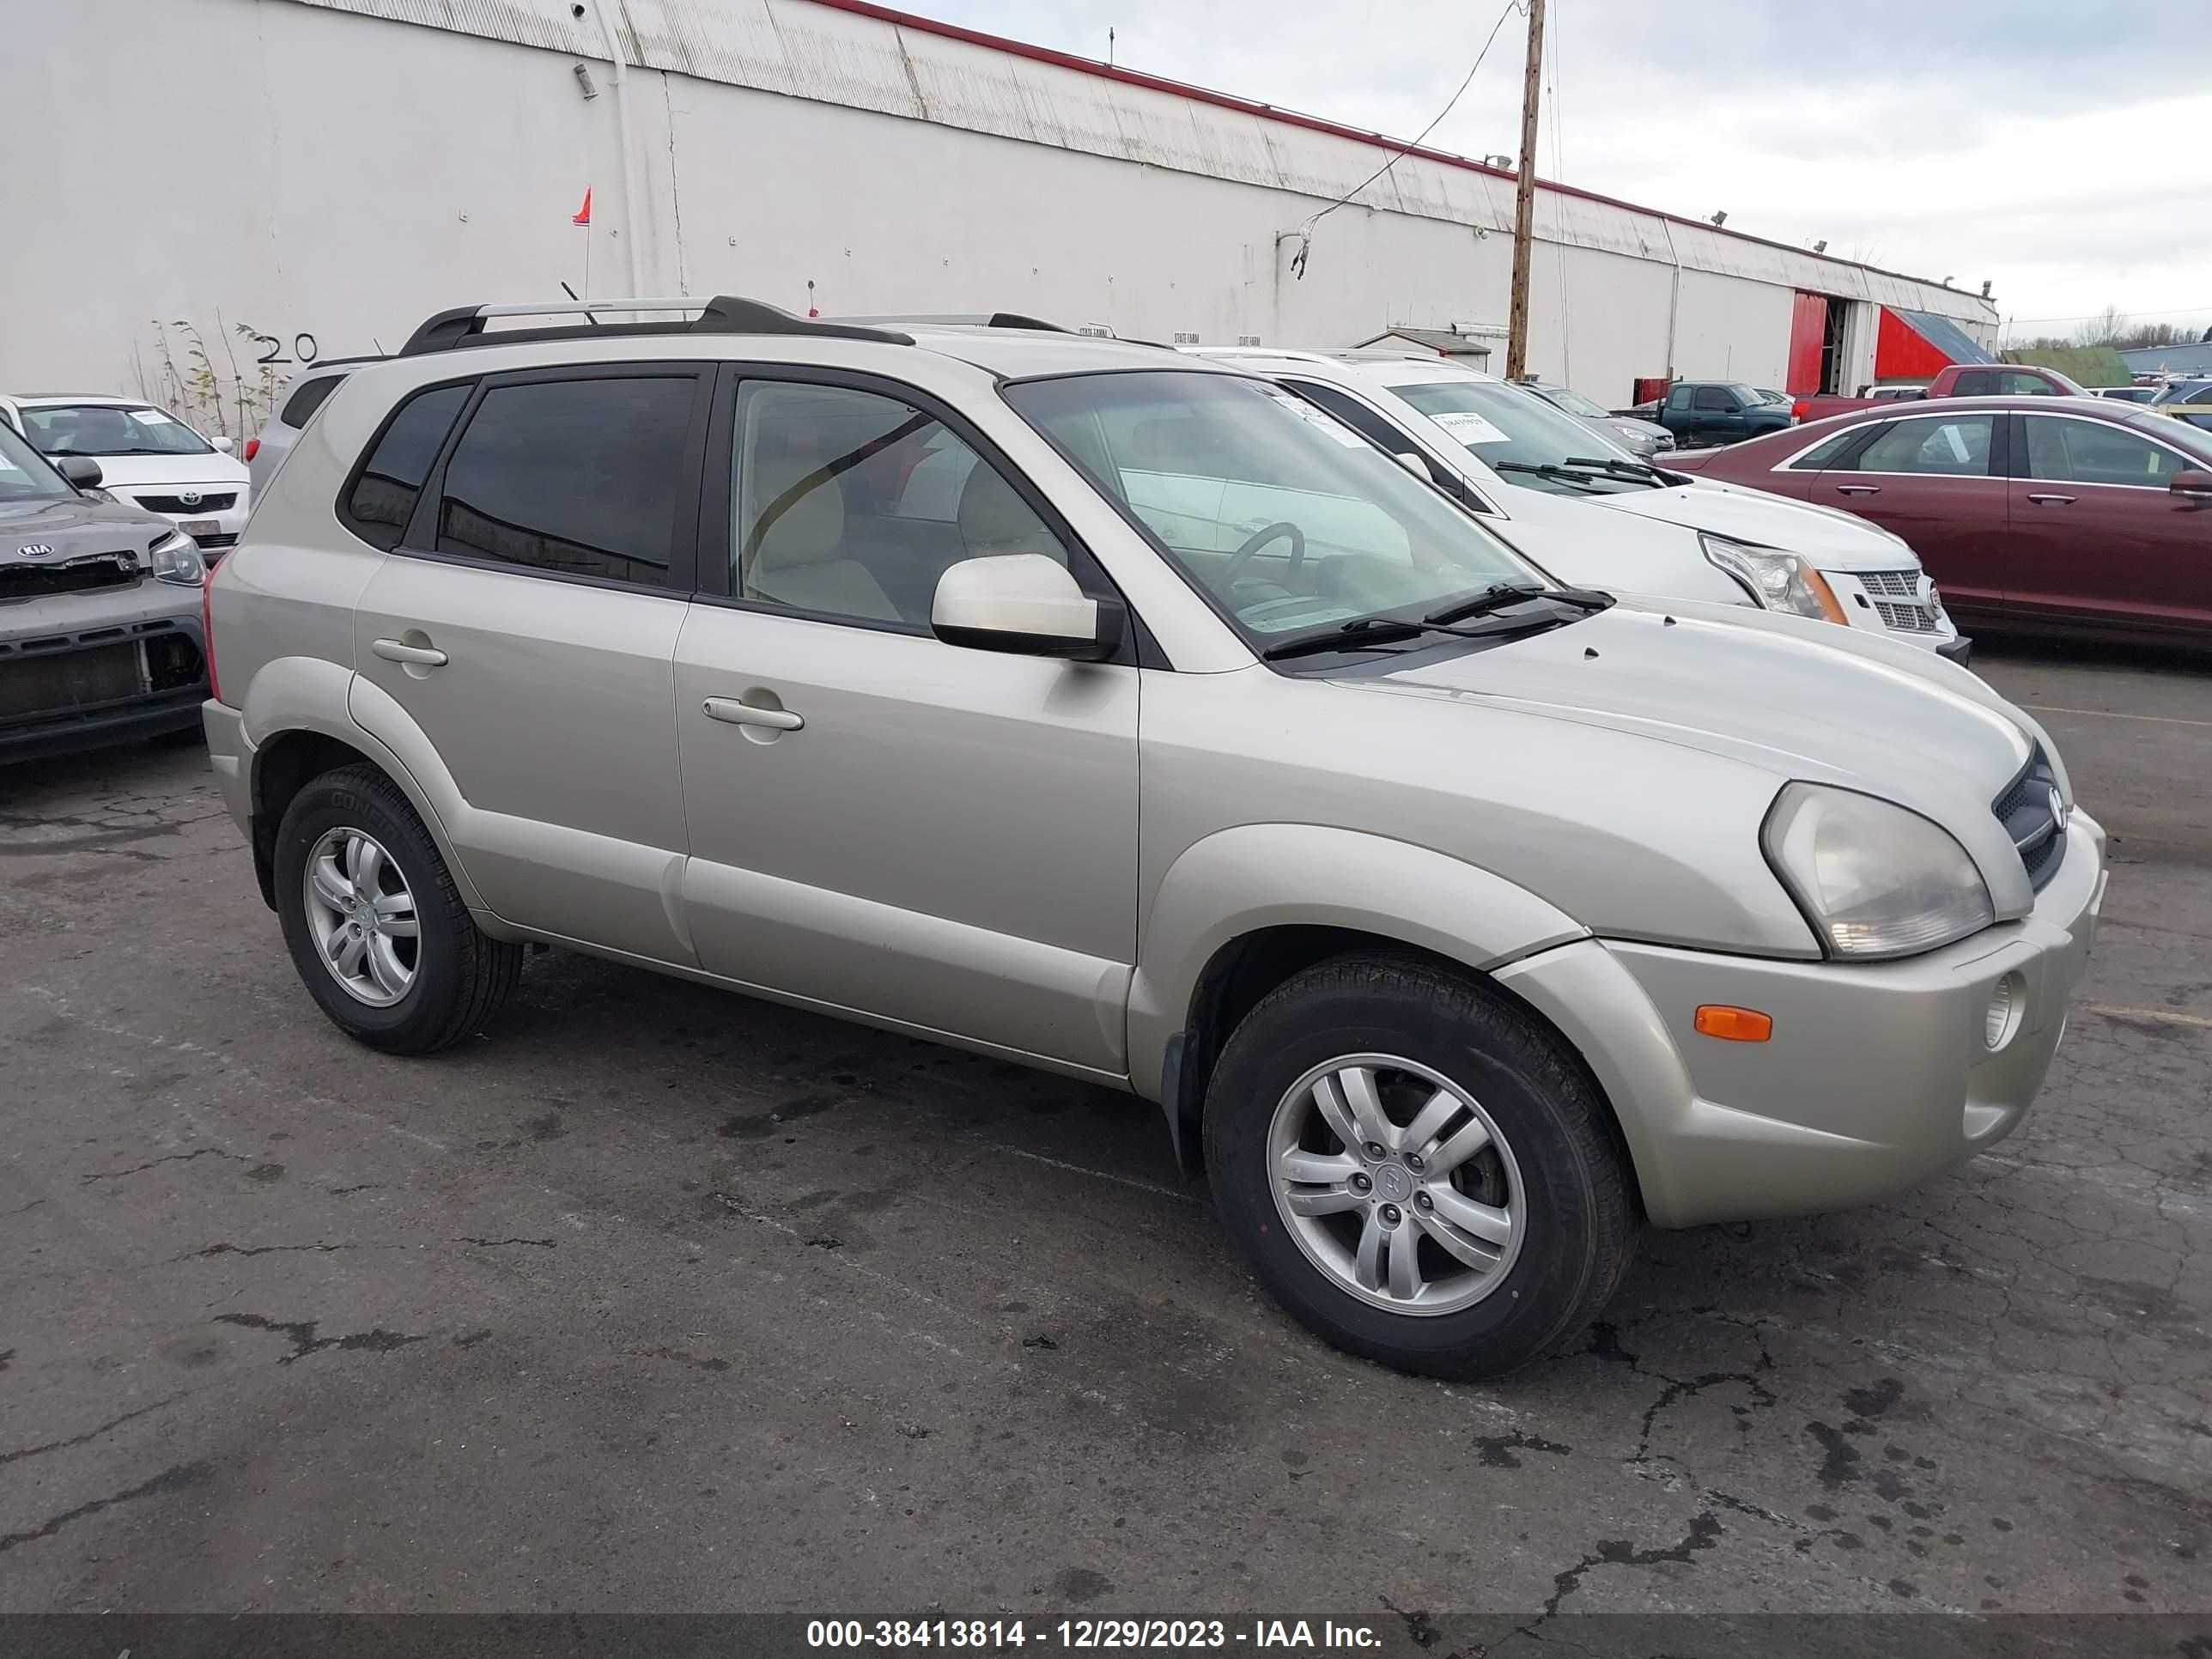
(806, 1621, 1384, 1650)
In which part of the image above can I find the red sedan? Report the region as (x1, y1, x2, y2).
(1667, 396, 2212, 645)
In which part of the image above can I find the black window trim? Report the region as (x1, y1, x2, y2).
(692, 360, 1158, 669)
(389, 360, 714, 599)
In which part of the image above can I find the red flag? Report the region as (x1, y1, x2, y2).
(572, 188, 592, 227)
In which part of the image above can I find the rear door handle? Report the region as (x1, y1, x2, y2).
(1832, 483, 1882, 495)
(2026, 493, 2077, 506)
(703, 696, 804, 732)
(371, 638, 447, 667)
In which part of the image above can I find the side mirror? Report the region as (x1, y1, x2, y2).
(212, 436, 235, 454)
(931, 554, 1124, 661)
(55, 455, 104, 490)
(2172, 469, 2212, 502)
(1394, 451, 1437, 484)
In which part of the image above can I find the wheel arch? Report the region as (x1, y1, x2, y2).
(1129, 824, 1603, 1177)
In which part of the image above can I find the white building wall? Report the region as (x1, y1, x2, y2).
(0, 0, 1998, 428)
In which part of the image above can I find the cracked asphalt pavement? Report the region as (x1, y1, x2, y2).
(2, 641, 2207, 1626)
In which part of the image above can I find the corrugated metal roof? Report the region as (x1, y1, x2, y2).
(1360, 329, 1493, 357)
(278, 0, 1997, 324)
(1890, 308, 1996, 366)
(2118, 341, 2212, 374)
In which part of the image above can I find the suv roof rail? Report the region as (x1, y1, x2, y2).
(830, 312, 1073, 334)
(398, 295, 914, 356)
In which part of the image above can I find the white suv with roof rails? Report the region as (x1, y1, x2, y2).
(1189, 350, 1968, 662)
(202, 296, 2100, 1380)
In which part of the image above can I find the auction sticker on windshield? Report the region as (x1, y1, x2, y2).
(1430, 409, 1510, 447)
(1262, 388, 1369, 446)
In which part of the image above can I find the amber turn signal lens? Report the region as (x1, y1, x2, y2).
(1694, 1005, 1773, 1042)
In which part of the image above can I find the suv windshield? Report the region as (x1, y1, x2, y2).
(0, 418, 73, 502)
(1388, 377, 1648, 494)
(1001, 370, 1548, 642)
(20, 403, 215, 458)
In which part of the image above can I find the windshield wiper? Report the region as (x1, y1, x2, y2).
(1563, 455, 1668, 484)
(1262, 592, 1608, 662)
(1424, 583, 1612, 626)
(1491, 460, 1608, 492)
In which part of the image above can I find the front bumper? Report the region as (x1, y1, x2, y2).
(1938, 634, 1973, 665)
(1, 586, 208, 762)
(1496, 811, 2106, 1228)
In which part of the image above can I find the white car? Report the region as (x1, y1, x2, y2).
(1188, 350, 1968, 662)
(2, 394, 252, 559)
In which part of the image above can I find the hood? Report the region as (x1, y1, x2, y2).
(1, 493, 175, 558)
(1607, 416, 1672, 441)
(64, 451, 251, 489)
(1341, 597, 2036, 875)
(1592, 477, 1920, 572)
(1477, 479, 1747, 608)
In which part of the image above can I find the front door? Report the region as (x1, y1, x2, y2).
(1808, 410, 2011, 619)
(2005, 411, 2212, 637)
(350, 367, 708, 963)
(673, 370, 1140, 1073)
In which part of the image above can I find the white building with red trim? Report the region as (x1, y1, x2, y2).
(4, 0, 1998, 410)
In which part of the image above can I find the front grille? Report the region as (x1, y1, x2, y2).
(1871, 599, 1939, 633)
(1859, 568, 1922, 599)
(192, 532, 239, 550)
(0, 618, 203, 726)
(135, 492, 238, 514)
(0, 551, 140, 605)
(1992, 744, 2068, 892)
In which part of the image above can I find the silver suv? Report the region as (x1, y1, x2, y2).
(203, 297, 2106, 1379)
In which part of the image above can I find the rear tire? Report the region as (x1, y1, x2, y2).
(273, 763, 521, 1054)
(1204, 953, 1638, 1379)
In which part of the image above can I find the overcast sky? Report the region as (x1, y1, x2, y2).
(924, 0, 2212, 344)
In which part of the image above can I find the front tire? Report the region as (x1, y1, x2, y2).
(274, 763, 521, 1054)
(1204, 954, 1638, 1380)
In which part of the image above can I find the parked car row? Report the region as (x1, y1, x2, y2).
(0, 394, 252, 556)
(191, 295, 2101, 1383)
(1668, 394, 2212, 644)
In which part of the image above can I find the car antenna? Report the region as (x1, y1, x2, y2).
(559, 282, 601, 327)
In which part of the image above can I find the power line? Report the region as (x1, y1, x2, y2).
(2003, 302, 2212, 325)
(1288, 0, 1523, 275)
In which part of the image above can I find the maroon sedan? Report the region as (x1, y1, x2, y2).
(1668, 396, 2212, 644)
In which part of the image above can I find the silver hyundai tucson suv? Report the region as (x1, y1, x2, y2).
(202, 297, 2106, 1379)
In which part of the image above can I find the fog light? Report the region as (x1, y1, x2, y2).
(1984, 972, 2026, 1051)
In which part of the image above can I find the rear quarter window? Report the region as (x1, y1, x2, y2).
(340, 382, 472, 550)
(280, 374, 348, 428)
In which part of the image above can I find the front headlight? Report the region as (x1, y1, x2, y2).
(1700, 532, 1845, 623)
(149, 530, 206, 586)
(1762, 782, 1994, 959)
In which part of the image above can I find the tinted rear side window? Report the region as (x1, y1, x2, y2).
(342, 382, 471, 550)
(434, 377, 692, 586)
(281, 374, 347, 427)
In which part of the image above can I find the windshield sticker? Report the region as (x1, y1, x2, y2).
(1429, 410, 1510, 447)
(136, 409, 179, 424)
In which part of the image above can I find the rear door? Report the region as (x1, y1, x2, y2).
(2005, 411, 2212, 637)
(1808, 410, 2010, 618)
(1691, 386, 1742, 445)
(349, 364, 709, 963)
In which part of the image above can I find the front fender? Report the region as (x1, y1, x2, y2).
(1127, 823, 1589, 1102)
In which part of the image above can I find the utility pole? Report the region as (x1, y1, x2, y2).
(1504, 0, 1545, 381)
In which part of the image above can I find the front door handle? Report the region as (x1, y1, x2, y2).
(1833, 483, 1882, 496)
(2026, 493, 2077, 506)
(371, 638, 447, 667)
(703, 696, 804, 732)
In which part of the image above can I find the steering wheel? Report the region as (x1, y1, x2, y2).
(1221, 520, 1307, 586)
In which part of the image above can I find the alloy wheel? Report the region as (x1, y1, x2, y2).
(301, 826, 420, 1007)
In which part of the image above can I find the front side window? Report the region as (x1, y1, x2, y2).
(343, 382, 471, 550)
(2023, 418, 2188, 489)
(434, 376, 693, 586)
(20, 402, 214, 457)
(1388, 377, 1643, 494)
(1002, 369, 1543, 641)
(1852, 415, 1995, 477)
(2002, 370, 2064, 396)
(732, 380, 1068, 627)
(0, 417, 72, 501)
(1693, 386, 1735, 411)
(1950, 371, 1995, 397)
